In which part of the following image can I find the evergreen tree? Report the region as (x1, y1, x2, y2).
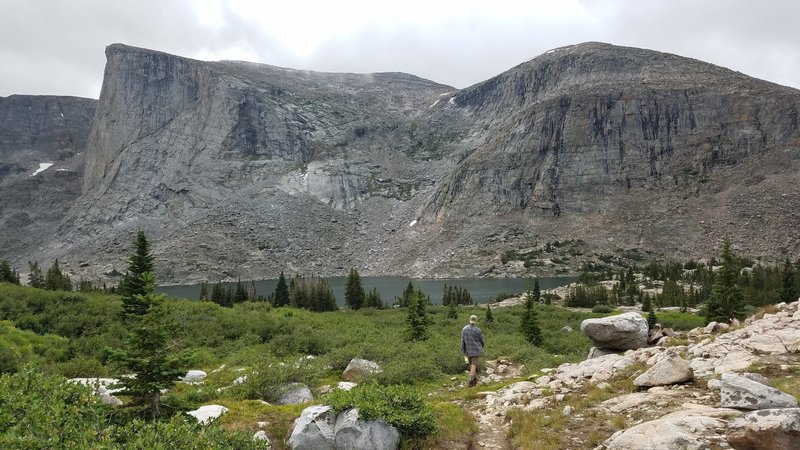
(234, 278, 248, 303)
(365, 288, 383, 308)
(28, 261, 44, 288)
(641, 294, 652, 312)
(344, 268, 366, 310)
(273, 272, 290, 307)
(406, 289, 430, 341)
(779, 259, 797, 303)
(705, 241, 745, 323)
(107, 292, 193, 420)
(198, 282, 208, 301)
(210, 282, 224, 305)
(398, 281, 415, 307)
(0, 260, 20, 284)
(118, 230, 155, 300)
(647, 306, 658, 330)
(520, 294, 543, 345)
(532, 279, 541, 303)
(45, 259, 72, 291)
(446, 301, 458, 319)
(485, 304, 494, 323)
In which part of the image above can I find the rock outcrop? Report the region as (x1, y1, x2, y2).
(720, 373, 798, 410)
(288, 405, 400, 450)
(4, 42, 800, 283)
(726, 408, 800, 450)
(342, 358, 381, 382)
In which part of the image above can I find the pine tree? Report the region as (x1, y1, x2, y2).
(210, 282, 224, 305)
(398, 281, 415, 307)
(446, 301, 458, 319)
(45, 259, 71, 291)
(406, 289, 430, 341)
(198, 282, 208, 301)
(273, 272, 290, 307)
(234, 278, 248, 303)
(344, 268, 365, 310)
(532, 279, 541, 303)
(641, 294, 652, 312)
(520, 295, 543, 345)
(705, 241, 745, 323)
(28, 261, 44, 288)
(0, 260, 20, 284)
(647, 306, 658, 330)
(779, 259, 797, 302)
(485, 304, 494, 323)
(365, 288, 383, 308)
(118, 230, 155, 301)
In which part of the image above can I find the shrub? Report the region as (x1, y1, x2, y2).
(327, 383, 436, 439)
(591, 304, 614, 314)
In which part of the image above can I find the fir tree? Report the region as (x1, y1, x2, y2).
(485, 304, 494, 323)
(641, 294, 652, 312)
(446, 301, 458, 319)
(344, 268, 365, 310)
(0, 260, 20, 284)
(198, 282, 208, 301)
(779, 259, 797, 303)
(28, 261, 44, 288)
(365, 288, 383, 308)
(520, 294, 542, 345)
(273, 272, 290, 307)
(45, 259, 71, 291)
(647, 306, 658, 330)
(532, 279, 541, 303)
(398, 281, 415, 307)
(705, 241, 745, 323)
(118, 230, 155, 301)
(210, 282, 224, 305)
(234, 278, 248, 303)
(406, 289, 430, 341)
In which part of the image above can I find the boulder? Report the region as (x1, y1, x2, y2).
(187, 405, 228, 424)
(605, 414, 726, 450)
(342, 358, 381, 382)
(726, 408, 800, 450)
(334, 408, 401, 450)
(720, 373, 798, 410)
(181, 370, 207, 382)
(587, 347, 619, 359)
(633, 354, 693, 387)
(276, 383, 314, 405)
(288, 405, 337, 450)
(288, 406, 400, 450)
(580, 312, 648, 350)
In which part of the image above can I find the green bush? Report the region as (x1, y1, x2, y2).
(591, 304, 614, 314)
(327, 383, 436, 438)
(232, 356, 324, 402)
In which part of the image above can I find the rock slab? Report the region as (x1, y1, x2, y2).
(605, 414, 726, 450)
(726, 408, 800, 450)
(633, 354, 693, 387)
(580, 312, 649, 350)
(720, 373, 798, 410)
(289, 406, 400, 450)
(342, 358, 381, 382)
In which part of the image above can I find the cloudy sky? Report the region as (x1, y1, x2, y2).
(1, 0, 798, 98)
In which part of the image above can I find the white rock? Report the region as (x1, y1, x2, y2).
(580, 312, 649, 350)
(333, 408, 401, 450)
(633, 354, 693, 387)
(288, 405, 336, 449)
(276, 383, 314, 405)
(605, 414, 725, 450)
(720, 373, 798, 410)
(342, 358, 381, 382)
(726, 408, 800, 450)
(187, 405, 228, 425)
(337, 382, 357, 391)
(707, 379, 721, 390)
(181, 370, 207, 382)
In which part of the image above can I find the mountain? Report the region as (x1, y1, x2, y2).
(4, 42, 800, 283)
(0, 95, 96, 263)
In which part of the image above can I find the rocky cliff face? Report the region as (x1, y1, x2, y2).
(0, 95, 96, 264)
(5, 42, 800, 283)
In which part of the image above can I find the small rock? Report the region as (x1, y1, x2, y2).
(187, 405, 228, 425)
(181, 370, 207, 382)
(563, 405, 573, 416)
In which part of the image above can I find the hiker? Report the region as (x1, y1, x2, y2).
(461, 314, 485, 387)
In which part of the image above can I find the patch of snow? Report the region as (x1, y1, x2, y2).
(429, 99, 440, 108)
(60, 112, 64, 118)
(409, 220, 417, 227)
(544, 49, 556, 54)
(30, 163, 53, 177)
(439, 92, 451, 97)
(448, 97, 456, 105)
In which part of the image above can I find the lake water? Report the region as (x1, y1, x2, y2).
(156, 275, 577, 307)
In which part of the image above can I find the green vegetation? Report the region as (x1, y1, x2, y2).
(345, 268, 365, 310)
(0, 260, 20, 285)
(273, 271, 290, 307)
(520, 293, 542, 346)
(705, 241, 745, 323)
(406, 289, 431, 342)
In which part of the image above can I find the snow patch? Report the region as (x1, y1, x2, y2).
(448, 97, 456, 105)
(429, 99, 440, 108)
(409, 220, 417, 227)
(60, 112, 64, 118)
(30, 163, 53, 177)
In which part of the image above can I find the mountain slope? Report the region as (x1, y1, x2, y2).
(5, 42, 800, 283)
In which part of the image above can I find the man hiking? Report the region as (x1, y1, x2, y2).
(461, 314, 484, 387)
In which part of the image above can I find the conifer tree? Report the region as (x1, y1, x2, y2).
(118, 230, 155, 300)
(532, 279, 541, 303)
(520, 294, 542, 345)
(647, 306, 658, 330)
(705, 241, 745, 323)
(210, 282, 224, 305)
(344, 268, 365, 310)
(779, 258, 797, 302)
(365, 287, 383, 308)
(45, 259, 71, 291)
(406, 289, 430, 341)
(485, 304, 494, 323)
(0, 260, 20, 284)
(446, 301, 458, 319)
(273, 272, 290, 307)
(398, 281, 415, 307)
(234, 278, 248, 303)
(28, 261, 44, 288)
(198, 282, 208, 301)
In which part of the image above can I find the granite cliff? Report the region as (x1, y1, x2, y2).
(3, 42, 800, 283)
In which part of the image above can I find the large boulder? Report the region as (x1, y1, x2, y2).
(342, 358, 381, 382)
(605, 414, 726, 450)
(580, 312, 649, 350)
(334, 409, 401, 450)
(720, 373, 798, 410)
(187, 405, 229, 424)
(288, 406, 400, 450)
(726, 408, 800, 450)
(276, 383, 314, 405)
(633, 353, 693, 387)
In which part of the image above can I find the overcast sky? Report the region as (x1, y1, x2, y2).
(1, 0, 798, 98)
